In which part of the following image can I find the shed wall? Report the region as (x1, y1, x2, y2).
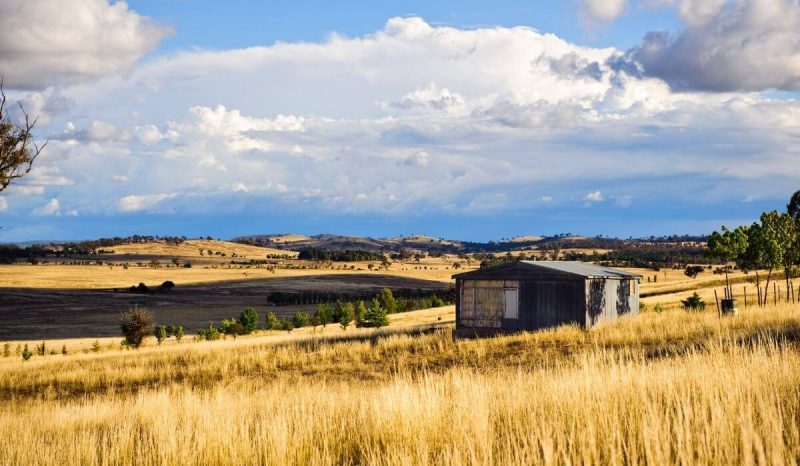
(585, 278, 639, 326)
(518, 280, 585, 330)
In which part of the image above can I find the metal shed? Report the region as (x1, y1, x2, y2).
(452, 261, 641, 337)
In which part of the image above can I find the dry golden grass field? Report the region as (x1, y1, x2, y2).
(2, 303, 800, 465)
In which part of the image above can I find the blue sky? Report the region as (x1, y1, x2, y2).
(0, 0, 799, 242)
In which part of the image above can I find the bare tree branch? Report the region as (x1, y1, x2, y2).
(0, 75, 47, 192)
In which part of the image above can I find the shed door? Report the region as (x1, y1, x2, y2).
(504, 288, 518, 319)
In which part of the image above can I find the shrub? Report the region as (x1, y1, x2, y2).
(198, 324, 222, 341)
(174, 326, 184, 342)
(91, 340, 101, 353)
(378, 288, 397, 314)
(136, 282, 150, 293)
(430, 294, 445, 308)
(238, 307, 259, 334)
(684, 265, 705, 279)
(155, 325, 167, 345)
(160, 281, 175, 291)
(120, 306, 155, 348)
(226, 322, 245, 339)
(654, 303, 665, 313)
(2, 343, 8, 358)
(682, 292, 706, 312)
(265, 312, 281, 331)
(35, 341, 45, 356)
(21, 344, 31, 361)
(360, 299, 389, 328)
(61, 345, 67, 355)
(280, 318, 295, 332)
(292, 311, 309, 329)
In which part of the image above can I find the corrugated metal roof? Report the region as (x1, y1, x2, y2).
(519, 261, 641, 278)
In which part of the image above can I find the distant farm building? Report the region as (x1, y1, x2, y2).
(453, 261, 640, 336)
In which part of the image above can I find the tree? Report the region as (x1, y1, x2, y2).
(684, 265, 705, 279)
(119, 306, 155, 348)
(378, 288, 397, 314)
(360, 299, 389, 328)
(706, 226, 748, 299)
(314, 303, 332, 328)
(756, 211, 791, 304)
(155, 325, 167, 345)
(238, 307, 259, 334)
(354, 300, 367, 324)
(292, 311, 309, 329)
(339, 302, 354, 330)
(788, 189, 800, 221)
(681, 292, 706, 311)
(0, 77, 47, 192)
(265, 312, 281, 330)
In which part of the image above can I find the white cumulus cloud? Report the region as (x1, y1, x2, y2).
(0, 0, 170, 89)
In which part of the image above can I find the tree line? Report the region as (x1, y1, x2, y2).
(706, 190, 800, 305)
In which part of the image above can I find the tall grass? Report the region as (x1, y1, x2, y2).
(2, 304, 800, 465)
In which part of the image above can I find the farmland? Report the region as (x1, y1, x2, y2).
(2, 303, 800, 464)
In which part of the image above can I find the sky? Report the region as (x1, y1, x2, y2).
(0, 0, 799, 242)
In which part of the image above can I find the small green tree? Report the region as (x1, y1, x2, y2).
(354, 301, 367, 324)
(339, 302, 354, 331)
(681, 292, 706, 311)
(21, 344, 31, 361)
(155, 325, 167, 345)
(706, 226, 748, 298)
(314, 304, 332, 328)
(378, 288, 397, 314)
(174, 326, 184, 342)
(238, 307, 259, 334)
(292, 311, 309, 329)
(360, 299, 389, 328)
(281, 318, 295, 333)
(265, 311, 281, 330)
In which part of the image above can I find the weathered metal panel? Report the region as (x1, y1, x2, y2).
(585, 278, 640, 327)
(518, 280, 584, 331)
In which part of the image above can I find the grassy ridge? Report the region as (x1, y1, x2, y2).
(2, 304, 800, 464)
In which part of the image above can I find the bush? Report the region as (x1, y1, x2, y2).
(654, 303, 665, 313)
(226, 322, 245, 339)
(265, 312, 281, 331)
(155, 325, 168, 345)
(684, 266, 705, 279)
(174, 325, 184, 342)
(360, 299, 389, 328)
(21, 344, 31, 361)
(238, 307, 259, 334)
(160, 280, 175, 291)
(682, 292, 706, 312)
(91, 340, 101, 353)
(2, 343, 8, 358)
(198, 324, 222, 341)
(280, 318, 295, 332)
(430, 294, 445, 308)
(120, 306, 155, 348)
(61, 344, 67, 355)
(292, 311, 309, 329)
